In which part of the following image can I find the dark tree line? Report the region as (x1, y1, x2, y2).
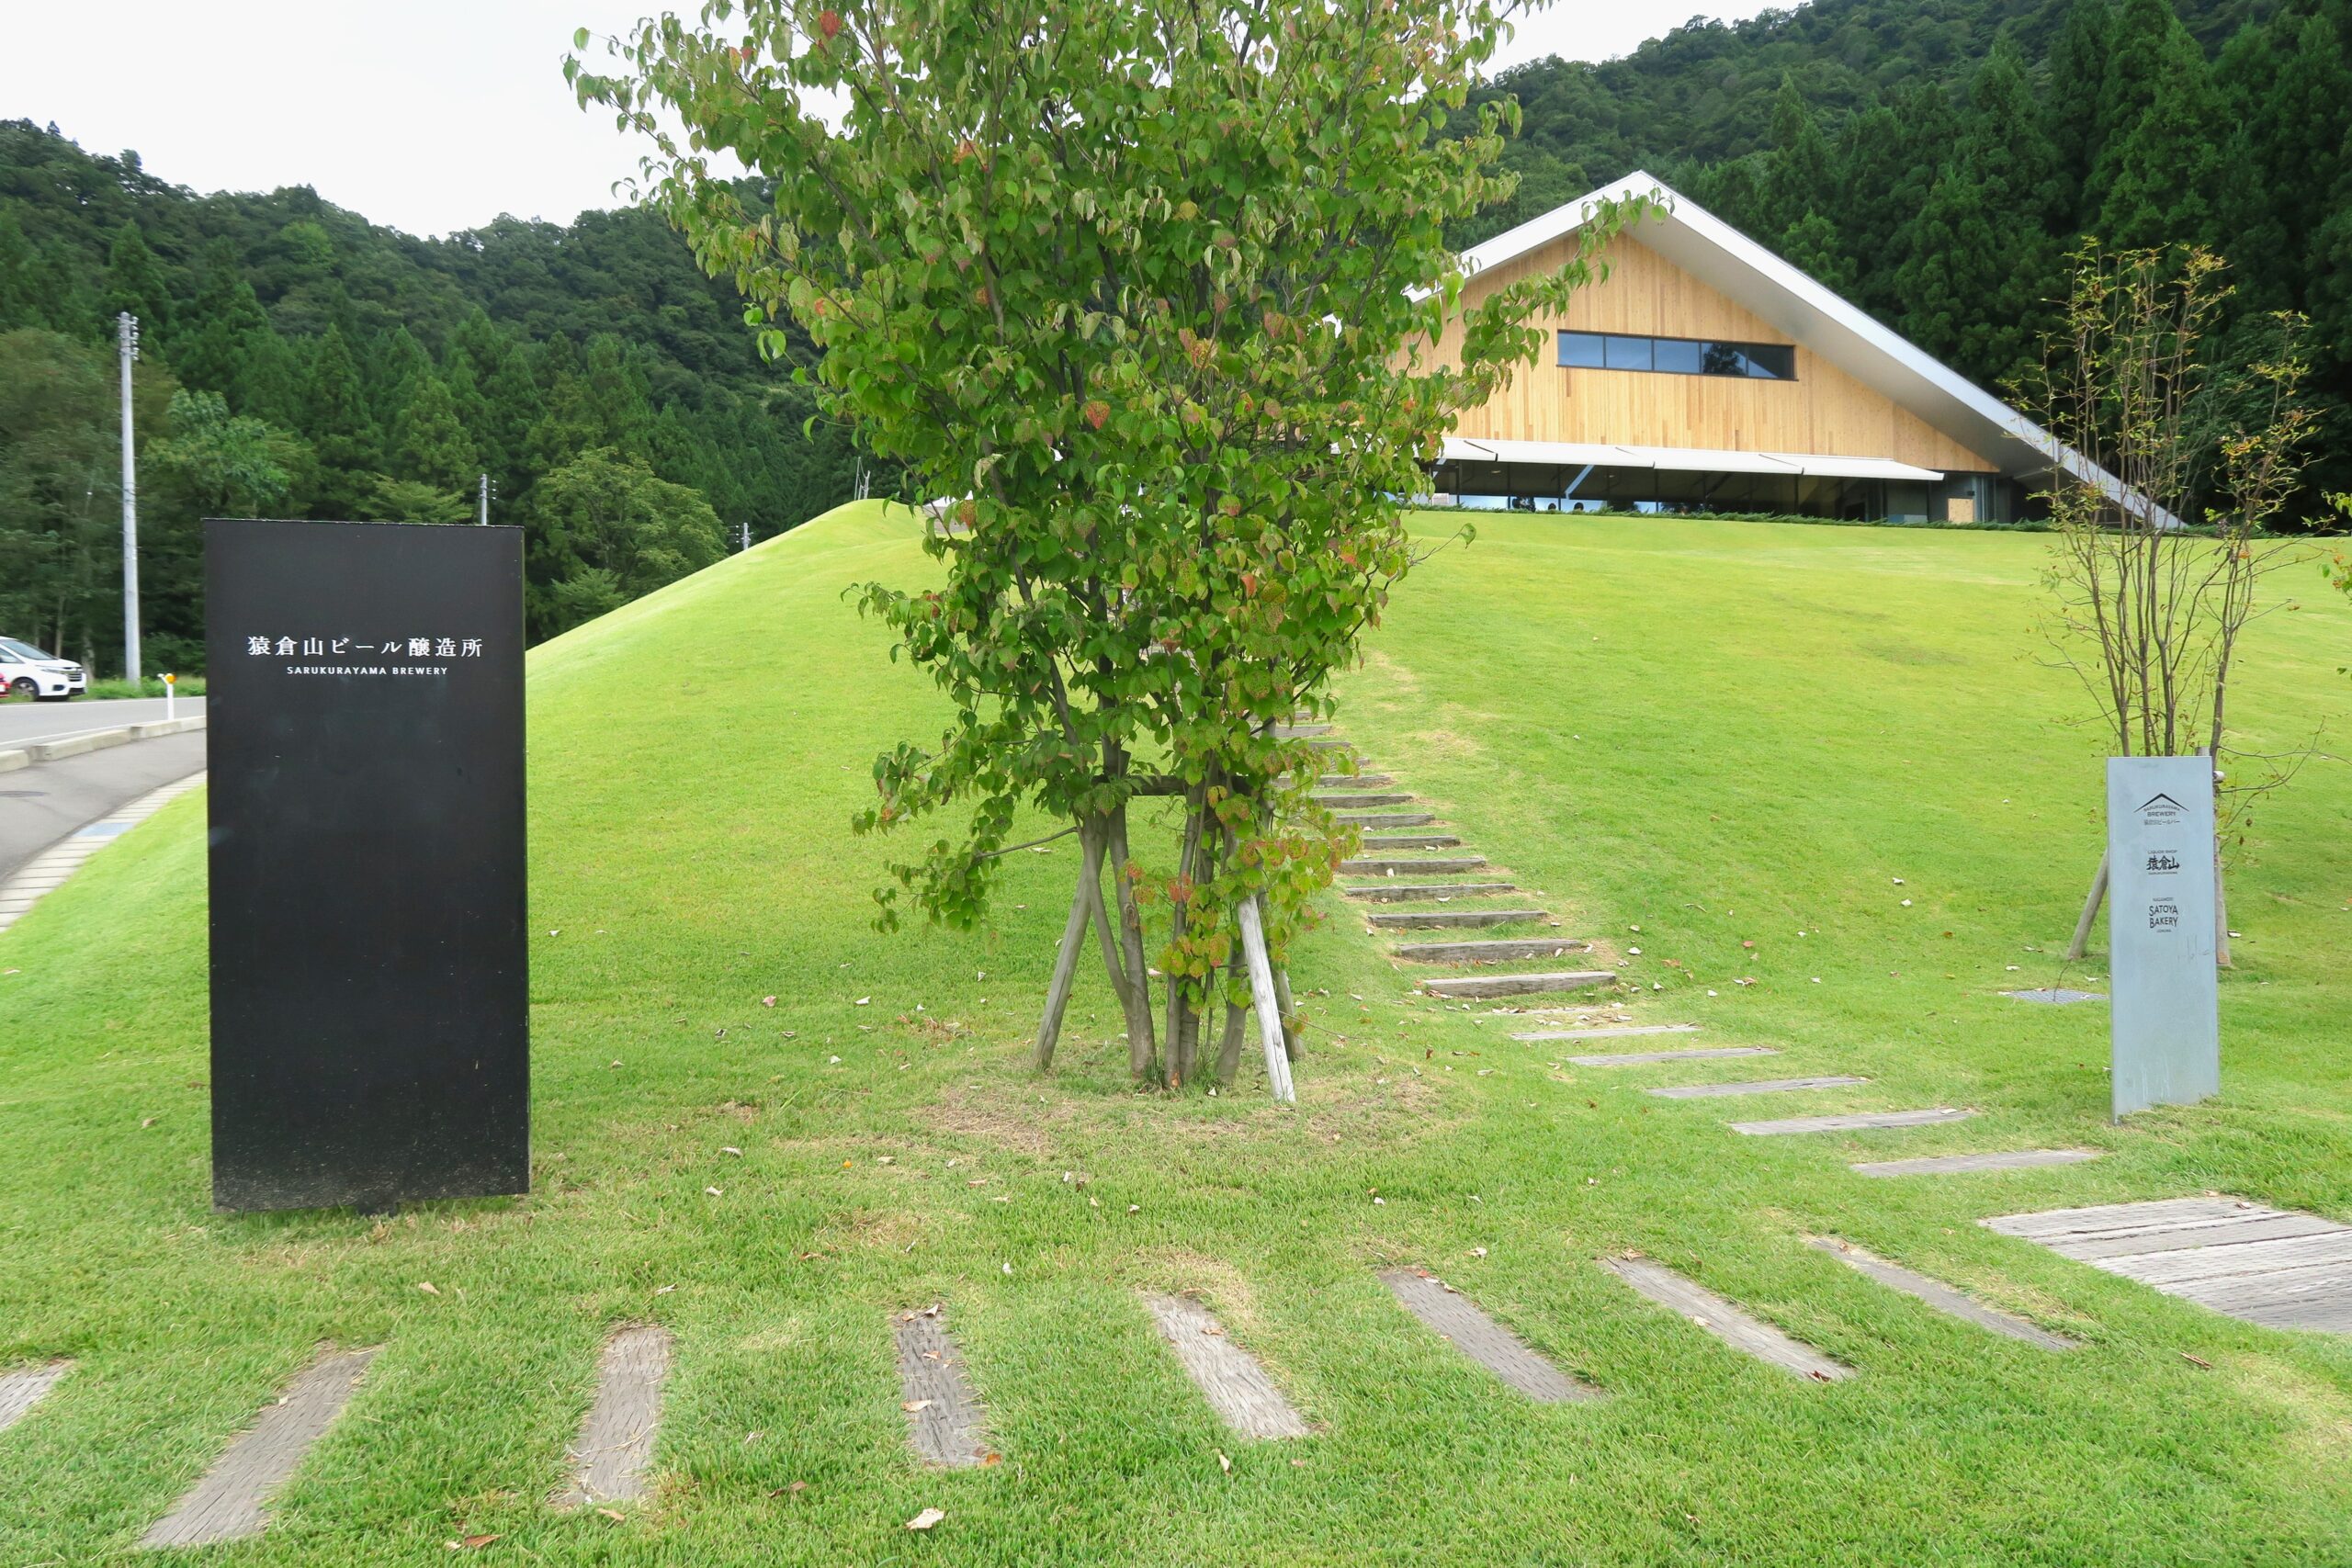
(0, 119, 870, 672)
(1469, 0, 2352, 516)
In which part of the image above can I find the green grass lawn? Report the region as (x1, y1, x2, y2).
(4, 502, 2350, 1564)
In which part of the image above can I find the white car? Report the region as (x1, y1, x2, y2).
(0, 637, 87, 701)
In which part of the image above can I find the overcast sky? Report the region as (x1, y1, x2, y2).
(2, 2, 1774, 238)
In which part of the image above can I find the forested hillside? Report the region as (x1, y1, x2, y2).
(0, 120, 865, 673)
(1471, 0, 2352, 505)
(5, 0, 2346, 676)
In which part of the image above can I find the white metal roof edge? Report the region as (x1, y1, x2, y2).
(1440, 435, 1941, 483)
(1442, 173, 2172, 524)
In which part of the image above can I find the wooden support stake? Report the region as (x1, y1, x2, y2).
(1237, 897, 1295, 1103)
(2065, 848, 2109, 962)
(1034, 823, 1105, 1069)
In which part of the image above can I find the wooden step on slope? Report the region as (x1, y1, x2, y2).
(1422, 970, 1616, 999)
(1316, 773, 1393, 788)
(1569, 1046, 1779, 1066)
(1367, 908, 1550, 930)
(1306, 738, 1353, 751)
(1341, 880, 1516, 902)
(1645, 1075, 1867, 1100)
(1511, 1023, 1700, 1042)
(1337, 811, 1435, 827)
(1391, 937, 1593, 964)
(1316, 792, 1413, 808)
(1272, 722, 1332, 738)
(1362, 834, 1463, 851)
(1340, 855, 1487, 876)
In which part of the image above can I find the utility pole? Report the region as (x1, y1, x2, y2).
(118, 312, 141, 686)
(478, 472, 491, 525)
(741, 520, 751, 552)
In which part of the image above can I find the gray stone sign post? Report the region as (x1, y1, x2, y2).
(2106, 755, 2220, 1119)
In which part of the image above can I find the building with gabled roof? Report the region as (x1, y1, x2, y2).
(1426, 172, 2132, 524)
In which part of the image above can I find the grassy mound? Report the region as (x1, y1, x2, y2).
(3, 502, 2350, 1564)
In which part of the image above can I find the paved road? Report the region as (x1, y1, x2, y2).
(0, 730, 209, 881)
(0, 695, 207, 750)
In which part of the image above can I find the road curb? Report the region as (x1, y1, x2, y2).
(0, 770, 209, 938)
(0, 714, 205, 773)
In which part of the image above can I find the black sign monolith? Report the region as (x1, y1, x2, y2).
(205, 518, 527, 1213)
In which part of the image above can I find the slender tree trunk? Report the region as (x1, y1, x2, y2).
(1104, 802, 1159, 1083)
(1162, 789, 1207, 1086)
(1033, 821, 1106, 1069)
(1214, 991, 1248, 1087)
(2066, 849, 2109, 963)
(1271, 953, 1300, 1063)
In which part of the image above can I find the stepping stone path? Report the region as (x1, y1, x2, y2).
(1853, 1149, 2102, 1178)
(1142, 1293, 1309, 1439)
(1984, 1198, 2352, 1334)
(1378, 1269, 1600, 1403)
(894, 1306, 995, 1466)
(2003, 988, 2106, 1005)
(141, 1347, 377, 1549)
(1646, 1075, 1868, 1100)
(1604, 1258, 1850, 1381)
(0, 1360, 69, 1435)
(1732, 1108, 1974, 1136)
(557, 1325, 671, 1507)
(1808, 1237, 2075, 1348)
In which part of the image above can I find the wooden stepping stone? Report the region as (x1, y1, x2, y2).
(1316, 792, 1413, 808)
(1340, 855, 1487, 876)
(557, 1325, 672, 1507)
(1315, 773, 1393, 788)
(1731, 1108, 1973, 1136)
(1306, 738, 1353, 751)
(1567, 1046, 1778, 1066)
(1341, 880, 1515, 902)
(1378, 1269, 1600, 1403)
(1368, 908, 1550, 930)
(1646, 1075, 1868, 1100)
(1363, 834, 1463, 851)
(1141, 1293, 1308, 1439)
(1512, 1023, 1700, 1042)
(141, 1347, 377, 1549)
(1273, 722, 1332, 738)
(1422, 970, 1615, 999)
(1339, 811, 1437, 828)
(1807, 1237, 2074, 1348)
(1853, 1149, 2102, 1178)
(0, 1360, 70, 1436)
(893, 1307, 994, 1466)
(1603, 1259, 1850, 1382)
(1392, 937, 1593, 964)
(1984, 1198, 2352, 1334)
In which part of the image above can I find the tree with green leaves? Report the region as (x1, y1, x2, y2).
(526, 446, 725, 637)
(2088, 0, 2228, 254)
(103, 220, 174, 343)
(393, 371, 480, 494)
(300, 323, 379, 516)
(576, 0, 1637, 1094)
